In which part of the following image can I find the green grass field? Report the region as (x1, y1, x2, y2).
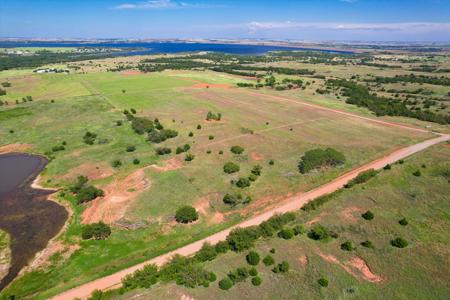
(0, 65, 444, 299)
(115, 144, 450, 300)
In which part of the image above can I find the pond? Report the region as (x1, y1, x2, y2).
(0, 153, 68, 291)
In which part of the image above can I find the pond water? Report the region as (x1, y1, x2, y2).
(0, 153, 68, 291)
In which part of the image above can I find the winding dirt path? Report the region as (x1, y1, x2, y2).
(51, 133, 449, 300)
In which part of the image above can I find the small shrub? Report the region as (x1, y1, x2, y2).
(195, 242, 217, 262)
(208, 135, 214, 140)
(249, 267, 258, 276)
(156, 147, 171, 155)
(308, 224, 331, 240)
(83, 131, 97, 145)
(293, 224, 306, 235)
(361, 240, 374, 249)
(218, 278, 233, 290)
(391, 237, 408, 248)
(362, 210, 374, 220)
(318, 278, 329, 287)
(230, 145, 245, 155)
(236, 177, 251, 188)
(399, 218, 408, 226)
(133, 158, 140, 165)
(197, 124, 201, 130)
(272, 261, 289, 273)
(246, 251, 260, 266)
(263, 255, 275, 266)
(126, 145, 136, 152)
(223, 162, 240, 174)
(175, 206, 198, 223)
(270, 248, 276, 254)
(219, 150, 223, 155)
(81, 222, 111, 240)
(188, 131, 194, 137)
(116, 120, 123, 126)
(226, 226, 261, 252)
(269, 159, 275, 165)
(251, 276, 262, 286)
(413, 170, 421, 177)
(341, 241, 356, 251)
(278, 228, 295, 240)
(215, 241, 230, 253)
(398, 159, 404, 164)
(111, 160, 122, 168)
(345, 169, 378, 188)
(185, 153, 195, 161)
(383, 164, 391, 170)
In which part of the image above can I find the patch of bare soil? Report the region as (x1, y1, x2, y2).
(63, 162, 115, 181)
(150, 157, 183, 172)
(340, 206, 365, 222)
(180, 295, 196, 300)
(318, 252, 383, 283)
(306, 212, 328, 225)
(348, 257, 383, 283)
(190, 83, 231, 89)
(250, 151, 264, 161)
(81, 167, 152, 224)
(298, 255, 308, 267)
(121, 70, 143, 76)
(194, 193, 224, 224)
(0, 143, 31, 154)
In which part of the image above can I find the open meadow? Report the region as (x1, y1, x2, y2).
(0, 48, 449, 299)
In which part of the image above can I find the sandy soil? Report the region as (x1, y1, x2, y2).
(150, 157, 183, 172)
(349, 257, 383, 283)
(250, 151, 264, 161)
(0, 143, 31, 154)
(51, 133, 449, 300)
(81, 167, 151, 224)
(63, 163, 114, 181)
(298, 255, 308, 267)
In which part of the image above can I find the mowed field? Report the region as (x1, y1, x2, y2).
(0, 69, 437, 298)
(115, 144, 450, 300)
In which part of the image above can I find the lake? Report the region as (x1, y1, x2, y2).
(0, 153, 68, 291)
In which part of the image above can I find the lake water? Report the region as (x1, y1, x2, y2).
(0, 153, 68, 291)
(0, 41, 353, 55)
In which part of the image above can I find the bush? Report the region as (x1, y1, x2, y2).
(218, 278, 233, 290)
(246, 251, 260, 266)
(413, 170, 421, 177)
(236, 177, 251, 188)
(391, 237, 408, 248)
(223, 193, 251, 206)
(226, 226, 261, 252)
(259, 213, 296, 237)
(131, 117, 154, 134)
(341, 241, 356, 251)
(249, 267, 258, 276)
(230, 145, 245, 155)
(133, 158, 140, 165)
(278, 228, 295, 240)
(318, 278, 329, 287)
(308, 224, 331, 240)
(185, 153, 195, 161)
(272, 261, 289, 273)
(362, 210, 374, 220)
(122, 264, 158, 290)
(293, 224, 306, 235)
(399, 218, 408, 226)
(251, 276, 262, 286)
(227, 267, 249, 283)
(111, 159, 122, 168)
(148, 129, 178, 143)
(197, 124, 202, 129)
(345, 169, 378, 188)
(215, 241, 230, 253)
(194, 243, 217, 262)
(383, 164, 391, 170)
(298, 148, 346, 174)
(76, 185, 104, 204)
(188, 131, 194, 137)
(301, 193, 336, 211)
(70, 175, 88, 193)
(361, 240, 374, 249)
(223, 162, 240, 174)
(262, 255, 275, 266)
(126, 145, 136, 152)
(175, 206, 198, 223)
(251, 165, 262, 176)
(208, 135, 214, 140)
(270, 248, 276, 254)
(81, 222, 111, 240)
(176, 144, 191, 154)
(83, 131, 97, 145)
(269, 159, 275, 165)
(155, 147, 171, 155)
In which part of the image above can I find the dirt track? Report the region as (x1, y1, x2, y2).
(51, 133, 449, 300)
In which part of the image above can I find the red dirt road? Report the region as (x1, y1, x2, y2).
(51, 133, 449, 300)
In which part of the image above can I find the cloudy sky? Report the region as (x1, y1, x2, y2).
(0, 0, 449, 42)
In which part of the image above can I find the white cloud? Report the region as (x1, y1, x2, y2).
(245, 21, 450, 33)
(113, 0, 216, 10)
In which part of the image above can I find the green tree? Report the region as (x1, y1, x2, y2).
(175, 206, 198, 223)
(246, 251, 260, 266)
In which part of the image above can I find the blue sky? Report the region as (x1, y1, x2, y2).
(0, 0, 449, 42)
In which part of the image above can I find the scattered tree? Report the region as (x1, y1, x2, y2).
(175, 206, 198, 223)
